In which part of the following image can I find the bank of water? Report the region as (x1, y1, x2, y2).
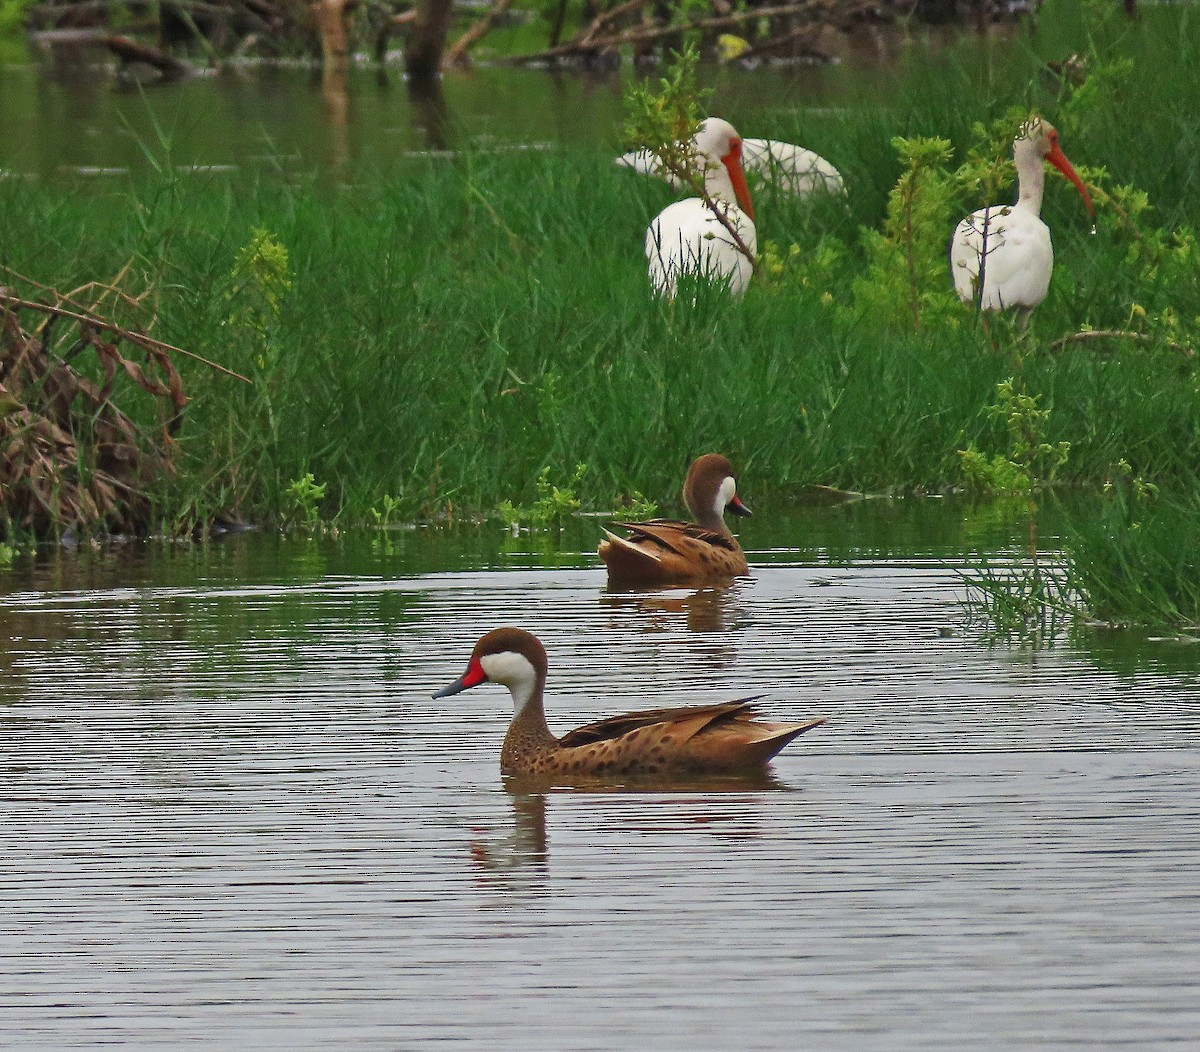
(1, 500, 1197, 1047)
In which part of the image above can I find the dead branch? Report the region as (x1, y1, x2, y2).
(512, 0, 836, 64)
(102, 34, 194, 79)
(444, 0, 516, 67)
(1049, 330, 1194, 358)
(576, 0, 656, 45)
(0, 289, 252, 384)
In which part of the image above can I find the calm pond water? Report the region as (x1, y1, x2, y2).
(1, 499, 1198, 1048)
(0, 41, 915, 178)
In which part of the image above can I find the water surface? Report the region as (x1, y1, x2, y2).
(0, 36, 930, 178)
(1, 501, 1198, 1047)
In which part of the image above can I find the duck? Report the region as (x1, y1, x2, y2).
(619, 129, 844, 199)
(433, 627, 827, 779)
(645, 118, 758, 298)
(950, 116, 1094, 325)
(598, 453, 752, 586)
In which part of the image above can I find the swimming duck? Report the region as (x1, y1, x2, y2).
(433, 627, 826, 778)
(599, 453, 751, 586)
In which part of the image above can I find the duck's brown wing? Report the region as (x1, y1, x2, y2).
(558, 698, 764, 749)
(555, 700, 826, 775)
(610, 518, 738, 553)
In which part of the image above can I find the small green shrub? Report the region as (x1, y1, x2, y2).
(499, 464, 587, 530)
(284, 472, 327, 531)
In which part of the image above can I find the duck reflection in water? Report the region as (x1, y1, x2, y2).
(469, 791, 548, 882)
(600, 581, 745, 635)
(469, 773, 790, 880)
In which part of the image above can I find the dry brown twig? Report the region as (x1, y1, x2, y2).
(0, 271, 246, 535)
(1049, 329, 1194, 357)
(514, 0, 837, 64)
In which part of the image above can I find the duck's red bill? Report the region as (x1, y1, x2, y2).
(433, 657, 488, 698)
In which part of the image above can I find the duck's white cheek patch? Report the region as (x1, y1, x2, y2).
(480, 651, 537, 712)
(715, 476, 737, 516)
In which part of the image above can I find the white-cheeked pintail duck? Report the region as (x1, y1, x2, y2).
(599, 453, 752, 586)
(433, 628, 826, 779)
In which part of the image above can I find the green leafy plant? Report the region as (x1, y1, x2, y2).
(612, 490, 658, 520)
(961, 378, 1075, 642)
(962, 378, 1071, 499)
(369, 494, 406, 528)
(285, 472, 327, 530)
(498, 464, 587, 530)
(624, 44, 708, 191)
(957, 448, 1032, 494)
(226, 227, 293, 350)
(850, 136, 962, 329)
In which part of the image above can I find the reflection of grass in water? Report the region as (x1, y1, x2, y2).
(965, 489, 1200, 637)
(962, 556, 1079, 646)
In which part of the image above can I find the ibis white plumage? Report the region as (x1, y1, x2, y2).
(645, 118, 758, 299)
(950, 116, 1094, 323)
(620, 134, 844, 198)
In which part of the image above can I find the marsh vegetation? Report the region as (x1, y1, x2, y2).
(1, 0, 1197, 629)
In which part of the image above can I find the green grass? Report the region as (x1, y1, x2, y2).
(1066, 488, 1200, 629)
(0, 0, 1197, 536)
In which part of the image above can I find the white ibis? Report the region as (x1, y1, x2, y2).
(645, 118, 758, 299)
(950, 116, 1094, 324)
(619, 133, 844, 198)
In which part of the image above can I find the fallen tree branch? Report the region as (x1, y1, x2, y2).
(102, 34, 194, 79)
(512, 0, 833, 63)
(576, 0, 656, 45)
(1049, 329, 1194, 358)
(0, 290, 252, 383)
(444, 0, 516, 67)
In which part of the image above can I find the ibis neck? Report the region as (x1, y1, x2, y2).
(1014, 150, 1046, 215)
(704, 162, 738, 205)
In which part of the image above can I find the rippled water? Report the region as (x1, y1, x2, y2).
(2, 502, 1198, 1048)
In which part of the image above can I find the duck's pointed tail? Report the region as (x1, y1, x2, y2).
(747, 716, 828, 764)
(598, 529, 663, 582)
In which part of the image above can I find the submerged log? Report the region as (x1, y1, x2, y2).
(103, 33, 194, 80)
